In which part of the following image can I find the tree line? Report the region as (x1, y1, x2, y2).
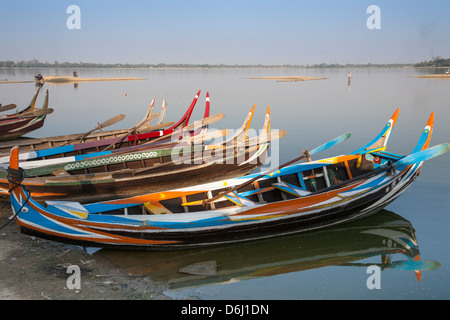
(414, 57, 450, 67)
(0, 59, 417, 69)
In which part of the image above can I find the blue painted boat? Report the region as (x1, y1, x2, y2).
(6, 110, 448, 249)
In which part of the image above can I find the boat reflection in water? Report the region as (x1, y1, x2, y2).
(94, 210, 440, 290)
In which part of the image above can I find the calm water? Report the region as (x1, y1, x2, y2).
(0, 67, 449, 299)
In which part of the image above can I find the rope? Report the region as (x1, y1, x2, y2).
(0, 167, 30, 231)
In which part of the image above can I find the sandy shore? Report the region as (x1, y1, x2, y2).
(0, 201, 170, 300)
(244, 76, 327, 82)
(43, 76, 148, 83)
(0, 80, 35, 84)
(0, 76, 147, 84)
(412, 74, 450, 79)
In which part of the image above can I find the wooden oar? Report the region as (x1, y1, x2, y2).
(145, 113, 225, 145)
(0, 104, 17, 113)
(102, 112, 160, 151)
(138, 121, 175, 133)
(63, 114, 126, 145)
(235, 130, 287, 148)
(190, 129, 230, 145)
(202, 132, 352, 206)
(393, 142, 449, 168)
(205, 129, 287, 151)
(19, 108, 54, 118)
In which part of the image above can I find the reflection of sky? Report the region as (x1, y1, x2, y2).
(168, 258, 447, 300)
(1, 67, 448, 300)
(1, 1, 450, 64)
(2, 67, 449, 157)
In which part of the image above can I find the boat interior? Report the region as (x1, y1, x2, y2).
(92, 153, 380, 216)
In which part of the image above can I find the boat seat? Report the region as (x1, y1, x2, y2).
(144, 202, 173, 215)
(45, 200, 89, 219)
(272, 182, 311, 197)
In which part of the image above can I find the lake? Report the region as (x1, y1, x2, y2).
(0, 67, 449, 299)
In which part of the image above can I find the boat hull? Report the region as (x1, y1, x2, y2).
(0, 117, 46, 141)
(10, 159, 264, 203)
(11, 164, 419, 250)
(7, 108, 446, 250)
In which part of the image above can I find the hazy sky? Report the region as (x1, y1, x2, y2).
(1, 0, 449, 65)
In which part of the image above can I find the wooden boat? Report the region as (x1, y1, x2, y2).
(0, 90, 206, 157)
(6, 109, 448, 249)
(0, 88, 53, 141)
(3, 106, 278, 203)
(0, 91, 223, 167)
(0, 103, 253, 172)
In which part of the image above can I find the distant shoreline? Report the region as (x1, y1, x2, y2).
(0, 64, 422, 70)
(0, 76, 147, 84)
(244, 76, 327, 82)
(42, 76, 147, 83)
(412, 74, 450, 79)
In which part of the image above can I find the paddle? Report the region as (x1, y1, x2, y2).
(0, 104, 17, 113)
(143, 113, 225, 146)
(341, 260, 440, 271)
(63, 114, 126, 145)
(102, 112, 160, 151)
(202, 132, 352, 206)
(19, 108, 54, 118)
(393, 142, 449, 168)
(138, 121, 175, 133)
(305, 142, 450, 197)
(205, 130, 287, 150)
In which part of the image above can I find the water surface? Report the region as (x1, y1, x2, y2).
(0, 67, 448, 299)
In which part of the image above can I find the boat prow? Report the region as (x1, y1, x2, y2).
(350, 108, 399, 155)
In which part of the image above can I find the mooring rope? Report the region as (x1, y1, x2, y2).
(0, 167, 31, 231)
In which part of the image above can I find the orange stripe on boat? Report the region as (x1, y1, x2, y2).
(422, 112, 434, 150)
(231, 182, 362, 217)
(390, 108, 400, 127)
(16, 219, 179, 245)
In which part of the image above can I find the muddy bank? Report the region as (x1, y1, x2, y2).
(0, 202, 170, 300)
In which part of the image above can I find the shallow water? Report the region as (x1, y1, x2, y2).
(0, 67, 449, 299)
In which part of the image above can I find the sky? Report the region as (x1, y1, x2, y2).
(0, 0, 449, 65)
